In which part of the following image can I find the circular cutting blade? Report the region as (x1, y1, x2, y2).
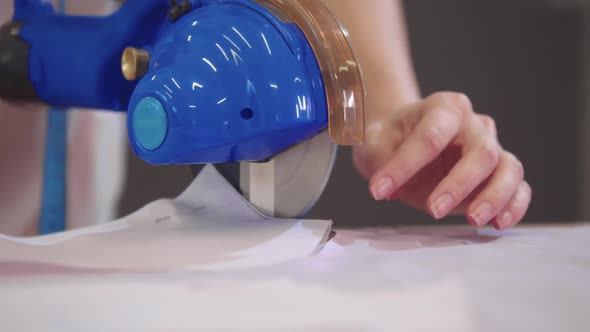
(191, 131, 337, 218)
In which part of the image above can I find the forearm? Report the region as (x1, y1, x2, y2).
(321, 0, 421, 112)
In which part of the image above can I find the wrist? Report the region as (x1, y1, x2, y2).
(363, 70, 421, 110)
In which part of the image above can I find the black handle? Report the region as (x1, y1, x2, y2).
(0, 21, 39, 101)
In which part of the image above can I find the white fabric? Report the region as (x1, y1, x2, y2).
(0, 223, 588, 331)
(0, 165, 332, 271)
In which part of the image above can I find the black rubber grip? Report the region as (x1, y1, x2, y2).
(0, 22, 39, 101)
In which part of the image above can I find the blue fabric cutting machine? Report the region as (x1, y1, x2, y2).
(0, 0, 365, 218)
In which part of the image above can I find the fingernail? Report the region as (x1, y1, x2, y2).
(430, 193, 454, 219)
(371, 177, 394, 201)
(498, 211, 513, 230)
(470, 202, 493, 227)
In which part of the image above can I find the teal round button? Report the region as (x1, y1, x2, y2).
(132, 97, 168, 151)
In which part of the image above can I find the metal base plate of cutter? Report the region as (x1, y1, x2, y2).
(192, 130, 337, 218)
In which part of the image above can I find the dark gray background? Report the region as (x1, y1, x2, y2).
(118, 0, 583, 227)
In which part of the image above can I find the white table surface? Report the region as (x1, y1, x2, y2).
(0, 223, 588, 332)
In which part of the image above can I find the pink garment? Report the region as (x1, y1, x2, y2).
(0, 0, 127, 236)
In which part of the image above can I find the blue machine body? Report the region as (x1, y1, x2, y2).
(12, 0, 329, 164)
(15, 0, 170, 110)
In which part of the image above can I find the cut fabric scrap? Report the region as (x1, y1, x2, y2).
(0, 165, 333, 272)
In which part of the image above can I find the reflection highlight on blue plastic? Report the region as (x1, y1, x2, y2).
(132, 97, 168, 151)
(127, 0, 329, 165)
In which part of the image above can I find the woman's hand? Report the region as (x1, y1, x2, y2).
(354, 92, 532, 230)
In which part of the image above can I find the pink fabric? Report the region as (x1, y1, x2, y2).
(0, 101, 45, 236)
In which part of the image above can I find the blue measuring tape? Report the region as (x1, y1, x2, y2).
(39, 0, 67, 235)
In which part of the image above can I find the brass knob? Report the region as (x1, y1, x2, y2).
(121, 47, 150, 81)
